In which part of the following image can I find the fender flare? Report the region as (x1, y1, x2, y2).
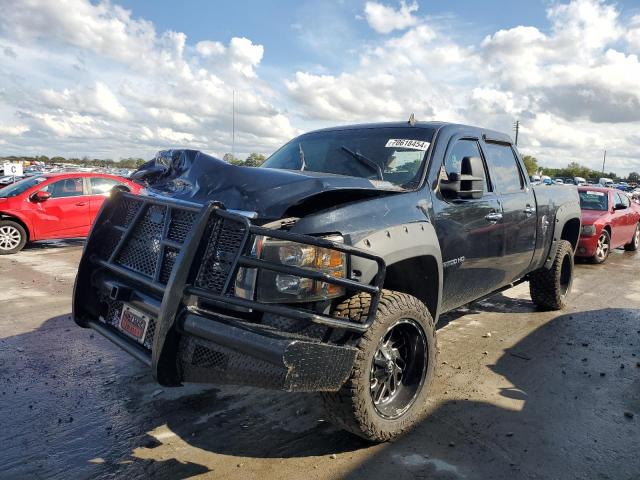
(544, 202, 581, 269)
(349, 221, 443, 320)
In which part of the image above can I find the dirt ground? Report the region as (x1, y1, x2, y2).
(0, 240, 638, 480)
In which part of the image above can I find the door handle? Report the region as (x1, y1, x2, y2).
(75, 202, 87, 206)
(524, 205, 535, 216)
(485, 212, 503, 222)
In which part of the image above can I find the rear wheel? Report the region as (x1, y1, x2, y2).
(624, 223, 639, 251)
(529, 240, 574, 310)
(321, 290, 436, 442)
(0, 220, 27, 255)
(592, 230, 611, 263)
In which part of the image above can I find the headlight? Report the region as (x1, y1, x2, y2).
(254, 235, 347, 303)
(581, 225, 596, 236)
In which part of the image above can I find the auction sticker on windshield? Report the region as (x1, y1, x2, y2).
(385, 139, 430, 150)
(586, 191, 605, 196)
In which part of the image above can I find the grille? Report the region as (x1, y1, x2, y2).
(179, 336, 285, 388)
(192, 345, 228, 368)
(168, 209, 196, 243)
(99, 197, 200, 284)
(112, 196, 143, 227)
(116, 205, 166, 277)
(194, 218, 247, 294)
(143, 317, 157, 350)
(99, 228, 122, 260)
(159, 246, 179, 284)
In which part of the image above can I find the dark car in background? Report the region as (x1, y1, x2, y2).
(576, 187, 640, 263)
(0, 172, 142, 254)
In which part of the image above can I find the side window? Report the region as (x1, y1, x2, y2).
(444, 139, 489, 192)
(620, 193, 630, 208)
(90, 177, 121, 196)
(41, 178, 85, 198)
(483, 143, 525, 194)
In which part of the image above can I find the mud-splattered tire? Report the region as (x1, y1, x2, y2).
(0, 220, 27, 255)
(321, 290, 436, 442)
(529, 240, 574, 310)
(624, 223, 639, 251)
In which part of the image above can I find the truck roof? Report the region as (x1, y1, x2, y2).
(304, 121, 514, 145)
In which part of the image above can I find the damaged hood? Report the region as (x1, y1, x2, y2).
(132, 149, 403, 219)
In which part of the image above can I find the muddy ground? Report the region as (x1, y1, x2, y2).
(0, 240, 638, 480)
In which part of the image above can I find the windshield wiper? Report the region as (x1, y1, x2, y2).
(298, 143, 306, 171)
(340, 146, 384, 180)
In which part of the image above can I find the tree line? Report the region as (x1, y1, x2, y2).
(0, 155, 147, 169)
(5, 152, 633, 182)
(222, 153, 266, 167)
(522, 155, 636, 182)
(0, 152, 269, 170)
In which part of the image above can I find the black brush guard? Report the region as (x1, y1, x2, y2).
(73, 191, 386, 391)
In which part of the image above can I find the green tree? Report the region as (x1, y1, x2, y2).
(522, 155, 538, 175)
(222, 153, 243, 165)
(244, 153, 266, 167)
(628, 172, 639, 182)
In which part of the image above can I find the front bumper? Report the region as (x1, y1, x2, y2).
(576, 234, 598, 257)
(73, 191, 384, 391)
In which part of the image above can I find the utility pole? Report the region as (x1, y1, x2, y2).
(232, 89, 236, 158)
(513, 120, 520, 146)
(602, 149, 606, 174)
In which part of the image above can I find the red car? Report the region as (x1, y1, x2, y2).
(0, 172, 141, 254)
(576, 186, 640, 263)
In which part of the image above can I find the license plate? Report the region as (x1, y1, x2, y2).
(118, 305, 150, 343)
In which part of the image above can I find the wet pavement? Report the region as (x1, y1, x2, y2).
(0, 240, 638, 479)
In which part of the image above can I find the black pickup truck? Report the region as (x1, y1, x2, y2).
(73, 121, 581, 441)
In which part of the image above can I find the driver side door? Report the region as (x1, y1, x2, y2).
(433, 137, 506, 311)
(31, 177, 90, 239)
(610, 192, 630, 247)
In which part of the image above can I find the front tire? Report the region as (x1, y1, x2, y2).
(321, 290, 436, 442)
(529, 240, 574, 310)
(624, 223, 639, 251)
(591, 229, 611, 263)
(0, 220, 27, 255)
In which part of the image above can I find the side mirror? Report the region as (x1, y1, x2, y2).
(613, 203, 626, 210)
(440, 156, 485, 200)
(30, 190, 51, 202)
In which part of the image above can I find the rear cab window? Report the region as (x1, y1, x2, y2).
(483, 143, 525, 194)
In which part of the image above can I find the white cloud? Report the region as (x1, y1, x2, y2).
(0, 124, 29, 136)
(286, 0, 640, 174)
(195, 40, 225, 57)
(228, 37, 264, 78)
(364, 1, 419, 34)
(0, 0, 639, 175)
(41, 82, 127, 120)
(0, 0, 296, 159)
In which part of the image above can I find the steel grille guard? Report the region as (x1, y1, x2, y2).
(75, 191, 386, 381)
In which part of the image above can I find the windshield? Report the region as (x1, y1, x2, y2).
(0, 176, 47, 198)
(579, 190, 608, 211)
(261, 127, 435, 188)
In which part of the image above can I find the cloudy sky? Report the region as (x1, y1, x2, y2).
(1, 0, 640, 174)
